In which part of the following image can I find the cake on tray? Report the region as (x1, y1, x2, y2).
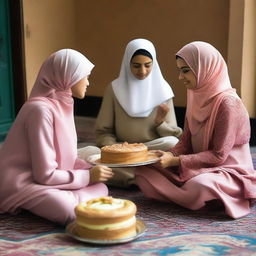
(100, 142, 148, 164)
(75, 196, 137, 240)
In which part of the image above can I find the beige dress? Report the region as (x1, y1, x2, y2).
(81, 84, 182, 188)
(95, 84, 182, 149)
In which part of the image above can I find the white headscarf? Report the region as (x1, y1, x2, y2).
(112, 38, 174, 117)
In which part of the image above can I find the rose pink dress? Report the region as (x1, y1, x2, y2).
(135, 42, 256, 218)
(0, 49, 108, 225)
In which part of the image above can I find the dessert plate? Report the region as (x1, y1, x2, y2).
(66, 219, 146, 245)
(87, 152, 159, 167)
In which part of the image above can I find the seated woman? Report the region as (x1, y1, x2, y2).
(95, 38, 182, 151)
(85, 38, 182, 188)
(0, 49, 113, 225)
(135, 41, 256, 218)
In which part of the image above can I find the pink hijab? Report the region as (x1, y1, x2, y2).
(176, 41, 238, 150)
(28, 49, 94, 168)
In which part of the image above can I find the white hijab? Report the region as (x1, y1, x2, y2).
(112, 38, 174, 117)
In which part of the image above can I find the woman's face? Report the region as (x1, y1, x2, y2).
(130, 55, 153, 80)
(176, 57, 197, 89)
(71, 76, 89, 99)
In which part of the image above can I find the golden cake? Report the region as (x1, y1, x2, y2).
(75, 197, 137, 240)
(100, 142, 148, 164)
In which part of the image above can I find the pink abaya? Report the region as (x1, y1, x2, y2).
(135, 42, 256, 218)
(0, 49, 108, 225)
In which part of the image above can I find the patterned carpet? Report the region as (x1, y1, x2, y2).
(0, 117, 256, 255)
(1, 186, 256, 255)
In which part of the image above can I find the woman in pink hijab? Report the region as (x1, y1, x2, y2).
(135, 41, 256, 218)
(0, 49, 113, 225)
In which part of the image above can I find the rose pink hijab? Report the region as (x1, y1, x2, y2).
(176, 41, 238, 151)
(28, 49, 94, 168)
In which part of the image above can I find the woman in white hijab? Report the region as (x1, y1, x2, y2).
(91, 39, 182, 187)
(96, 38, 182, 150)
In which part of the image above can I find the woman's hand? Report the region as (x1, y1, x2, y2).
(155, 104, 170, 126)
(90, 165, 114, 183)
(153, 150, 180, 169)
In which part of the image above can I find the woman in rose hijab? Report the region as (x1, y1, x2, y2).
(0, 49, 113, 225)
(135, 41, 256, 218)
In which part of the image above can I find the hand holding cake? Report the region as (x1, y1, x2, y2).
(90, 165, 114, 183)
(152, 150, 180, 168)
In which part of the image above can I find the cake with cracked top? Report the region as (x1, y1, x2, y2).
(100, 142, 148, 164)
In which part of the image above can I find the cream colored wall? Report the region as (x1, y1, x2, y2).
(22, 0, 256, 117)
(22, 0, 229, 107)
(241, 0, 256, 117)
(23, 0, 77, 94)
(227, 0, 244, 96)
(76, 0, 229, 108)
(228, 0, 256, 117)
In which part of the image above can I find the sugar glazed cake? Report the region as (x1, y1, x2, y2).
(75, 197, 137, 240)
(100, 142, 148, 164)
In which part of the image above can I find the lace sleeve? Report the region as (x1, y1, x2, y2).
(169, 119, 193, 156)
(178, 96, 250, 180)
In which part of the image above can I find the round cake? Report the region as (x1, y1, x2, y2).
(100, 142, 148, 164)
(75, 196, 137, 240)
